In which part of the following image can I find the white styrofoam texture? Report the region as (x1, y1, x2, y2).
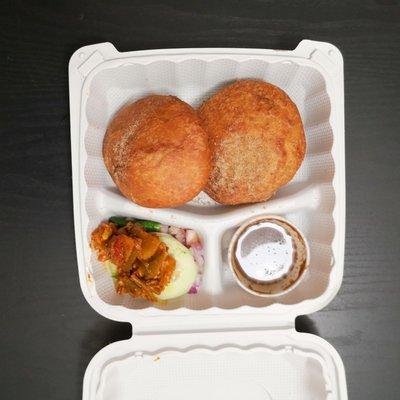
(69, 41, 345, 329)
(83, 330, 347, 400)
(69, 41, 346, 400)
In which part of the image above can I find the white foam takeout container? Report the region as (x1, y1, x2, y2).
(69, 40, 346, 400)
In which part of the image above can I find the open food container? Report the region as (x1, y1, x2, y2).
(69, 40, 346, 399)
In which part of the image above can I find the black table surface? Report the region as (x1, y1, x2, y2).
(1, 1, 399, 399)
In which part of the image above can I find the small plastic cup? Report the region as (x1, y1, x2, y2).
(228, 215, 309, 297)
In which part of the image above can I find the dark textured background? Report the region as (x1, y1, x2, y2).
(1, 0, 399, 399)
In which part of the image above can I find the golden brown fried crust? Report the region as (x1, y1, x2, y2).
(198, 79, 306, 205)
(103, 95, 210, 208)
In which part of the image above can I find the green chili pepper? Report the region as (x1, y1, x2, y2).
(135, 220, 162, 232)
(108, 216, 161, 232)
(108, 216, 130, 227)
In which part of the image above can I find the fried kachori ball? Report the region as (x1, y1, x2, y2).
(103, 95, 210, 208)
(198, 79, 306, 205)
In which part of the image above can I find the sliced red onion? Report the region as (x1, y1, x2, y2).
(169, 226, 186, 245)
(190, 244, 205, 269)
(168, 226, 181, 235)
(159, 224, 169, 234)
(188, 283, 199, 294)
(190, 241, 203, 251)
(185, 229, 199, 247)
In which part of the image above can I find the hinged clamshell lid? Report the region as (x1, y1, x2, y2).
(83, 329, 347, 400)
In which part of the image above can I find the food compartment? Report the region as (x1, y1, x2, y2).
(88, 216, 208, 311)
(84, 57, 333, 218)
(81, 52, 340, 314)
(220, 208, 334, 308)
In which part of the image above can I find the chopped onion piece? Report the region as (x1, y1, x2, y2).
(160, 224, 169, 234)
(169, 226, 186, 245)
(188, 283, 199, 294)
(190, 244, 205, 268)
(185, 229, 199, 246)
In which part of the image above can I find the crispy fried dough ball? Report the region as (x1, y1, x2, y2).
(103, 95, 210, 208)
(198, 80, 306, 205)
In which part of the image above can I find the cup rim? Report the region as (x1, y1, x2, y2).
(227, 214, 310, 298)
